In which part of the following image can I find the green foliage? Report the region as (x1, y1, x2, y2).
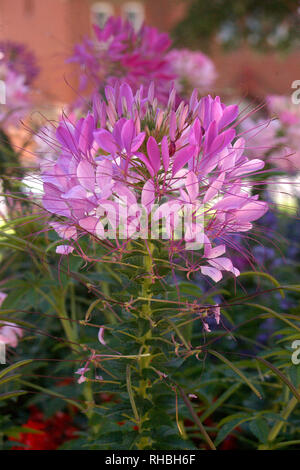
(173, 0, 300, 52)
(0, 206, 300, 450)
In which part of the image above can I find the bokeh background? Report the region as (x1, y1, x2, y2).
(0, 0, 299, 107)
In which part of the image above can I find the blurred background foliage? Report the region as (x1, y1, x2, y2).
(173, 0, 300, 52)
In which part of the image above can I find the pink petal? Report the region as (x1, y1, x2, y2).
(121, 119, 135, 153)
(78, 114, 95, 154)
(186, 171, 199, 201)
(96, 159, 113, 188)
(238, 200, 268, 223)
(56, 124, 77, 155)
(161, 136, 169, 171)
(50, 222, 77, 240)
(208, 257, 233, 271)
(94, 129, 117, 154)
(131, 131, 146, 152)
(147, 136, 161, 174)
(137, 152, 155, 177)
(218, 105, 239, 130)
(62, 185, 87, 200)
(204, 244, 226, 259)
(169, 111, 177, 141)
(56, 245, 74, 255)
(141, 179, 155, 213)
(79, 216, 104, 237)
(230, 159, 265, 177)
(201, 266, 223, 282)
(98, 327, 106, 345)
(77, 160, 95, 192)
(207, 128, 235, 157)
(172, 145, 196, 176)
(203, 172, 225, 204)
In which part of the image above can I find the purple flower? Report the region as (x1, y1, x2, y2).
(0, 41, 38, 128)
(69, 16, 174, 106)
(166, 48, 217, 97)
(0, 40, 39, 85)
(40, 82, 268, 283)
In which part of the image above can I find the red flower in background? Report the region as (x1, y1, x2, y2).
(10, 406, 78, 450)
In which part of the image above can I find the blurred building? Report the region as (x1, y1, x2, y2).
(0, 0, 185, 104)
(0, 0, 298, 106)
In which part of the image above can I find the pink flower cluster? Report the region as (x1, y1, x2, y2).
(0, 41, 38, 129)
(0, 292, 23, 348)
(41, 82, 268, 283)
(69, 17, 174, 106)
(241, 95, 300, 172)
(166, 49, 217, 97)
(0, 41, 39, 86)
(0, 65, 30, 128)
(267, 95, 300, 172)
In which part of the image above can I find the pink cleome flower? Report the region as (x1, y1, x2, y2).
(40, 82, 268, 283)
(69, 16, 175, 106)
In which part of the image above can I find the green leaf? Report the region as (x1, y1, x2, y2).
(0, 390, 27, 401)
(208, 349, 262, 399)
(0, 360, 32, 380)
(239, 271, 284, 298)
(200, 383, 241, 422)
(255, 356, 300, 402)
(249, 418, 269, 444)
(215, 414, 252, 447)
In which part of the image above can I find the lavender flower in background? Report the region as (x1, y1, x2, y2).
(0, 41, 39, 85)
(166, 48, 217, 98)
(0, 41, 39, 129)
(69, 16, 174, 106)
(68, 17, 218, 110)
(240, 94, 300, 172)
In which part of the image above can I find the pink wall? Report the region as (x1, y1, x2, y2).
(0, 0, 90, 103)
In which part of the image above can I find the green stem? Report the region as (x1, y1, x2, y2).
(267, 393, 299, 445)
(52, 288, 95, 417)
(136, 241, 154, 449)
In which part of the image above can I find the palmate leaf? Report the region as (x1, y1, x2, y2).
(200, 382, 241, 422)
(215, 413, 254, 447)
